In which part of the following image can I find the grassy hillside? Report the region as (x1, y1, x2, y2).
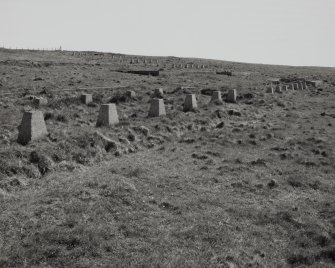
(0, 48, 335, 267)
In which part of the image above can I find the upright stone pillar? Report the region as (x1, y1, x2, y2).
(148, 98, 166, 117)
(293, 83, 299, 90)
(183, 94, 198, 112)
(266, 87, 274, 94)
(18, 111, 48, 145)
(81, 94, 93, 104)
(211, 91, 222, 102)
(275, 85, 282, 93)
(227, 89, 237, 103)
(126, 90, 136, 98)
(153, 88, 164, 98)
(96, 104, 119, 127)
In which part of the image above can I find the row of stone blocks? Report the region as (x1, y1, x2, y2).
(146, 89, 237, 115)
(266, 81, 308, 93)
(18, 89, 237, 144)
(171, 64, 209, 69)
(17, 104, 119, 145)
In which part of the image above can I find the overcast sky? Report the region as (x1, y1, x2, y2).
(1, 0, 335, 67)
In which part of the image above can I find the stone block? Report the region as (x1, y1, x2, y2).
(17, 110, 48, 145)
(211, 90, 222, 102)
(227, 89, 237, 103)
(96, 104, 119, 127)
(81, 94, 93, 104)
(183, 94, 198, 112)
(148, 98, 166, 117)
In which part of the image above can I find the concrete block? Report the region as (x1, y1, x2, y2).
(96, 104, 119, 127)
(293, 83, 299, 90)
(153, 88, 164, 98)
(81, 94, 93, 104)
(227, 89, 237, 103)
(282, 85, 288, 91)
(148, 98, 166, 117)
(211, 90, 222, 102)
(275, 85, 282, 93)
(33, 97, 48, 107)
(126, 90, 136, 98)
(18, 110, 48, 145)
(183, 94, 198, 112)
(307, 80, 323, 87)
(266, 87, 274, 93)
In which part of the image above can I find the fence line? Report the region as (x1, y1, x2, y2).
(1, 45, 62, 51)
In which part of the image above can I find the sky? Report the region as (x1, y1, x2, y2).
(1, 0, 335, 67)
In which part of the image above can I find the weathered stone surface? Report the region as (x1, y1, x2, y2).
(266, 87, 274, 93)
(307, 80, 323, 87)
(183, 94, 198, 112)
(96, 104, 119, 127)
(148, 98, 166, 117)
(81, 94, 93, 104)
(18, 110, 48, 145)
(227, 89, 237, 103)
(33, 97, 48, 107)
(153, 88, 164, 98)
(275, 85, 282, 93)
(293, 83, 299, 90)
(282, 85, 288, 91)
(211, 91, 222, 102)
(126, 90, 136, 98)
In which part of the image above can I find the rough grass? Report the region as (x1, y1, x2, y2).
(1, 144, 334, 267)
(0, 49, 335, 267)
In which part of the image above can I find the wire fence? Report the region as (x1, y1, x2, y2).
(1, 45, 62, 51)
